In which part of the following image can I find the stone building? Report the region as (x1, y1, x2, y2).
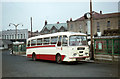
(2, 29, 28, 43)
(28, 30, 40, 38)
(40, 21, 67, 35)
(67, 11, 120, 36)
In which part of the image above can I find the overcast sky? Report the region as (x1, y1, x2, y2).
(2, 1, 119, 31)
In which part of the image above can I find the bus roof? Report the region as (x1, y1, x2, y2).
(28, 32, 87, 40)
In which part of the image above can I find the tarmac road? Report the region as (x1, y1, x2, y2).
(2, 50, 118, 77)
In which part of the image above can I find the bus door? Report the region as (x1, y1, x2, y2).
(57, 36, 62, 53)
(61, 35, 69, 54)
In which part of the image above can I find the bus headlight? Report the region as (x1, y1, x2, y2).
(73, 53, 77, 56)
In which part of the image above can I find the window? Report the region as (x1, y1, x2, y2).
(51, 36, 58, 44)
(97, 22, 100, 32)
(5, 35, 6, 39)
(62, 36, 68, 46)
(44, 31, 48, 34)
(97, 22, 99, 27)
(2, 35, 4, 39)
(24, 34, 25, 39)
(57, 36, 62, 46)
(43, 38, 50, 45)
(15, 34, 16, 39)
(70, 24, 73, 30)
(18, 34, 20, 39)
(10, 35, 11, 39)
(27, 41, 30, 47)
(60, 29, 64, 32)
(69, 35, 87, 46)
(21, 34, 22, 39)
(51, 29, 56, 33)
(31, 39, 37, 46)
(7, 35, 9, 39)
(12, 35, 14, 39)
(37, 38, 42, 45)
(97, 28, 100, 32)
(107, 21, 110, 27)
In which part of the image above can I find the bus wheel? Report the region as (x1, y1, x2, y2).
(56, 54, 62, 64)
(32, 53, 36, 61)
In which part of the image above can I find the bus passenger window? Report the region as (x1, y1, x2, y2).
(62, 36, 68, 46)
(43, 38, 50, 45)
(31, 39, 37, 46)
(37, 38, 42, 45)
(27, 41, 30, 47)
(51, 37, 58, 44)
(57, 36, 62, 46)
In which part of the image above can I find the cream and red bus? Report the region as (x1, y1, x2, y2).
(26, 32, 90, 63)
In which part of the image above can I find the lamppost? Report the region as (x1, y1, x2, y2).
(90, 0, 94, 60)
(84, 0, 94, 60)
(9, 23, 23, 41)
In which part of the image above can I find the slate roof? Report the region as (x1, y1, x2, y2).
(74, 11, 120, 21)
(42, 23, 67, 31)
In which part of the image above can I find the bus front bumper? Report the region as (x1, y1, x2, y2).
(69, 56, 89, 59)
(69, 56, 90, 61)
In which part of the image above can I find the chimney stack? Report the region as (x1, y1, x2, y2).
(70, 18, 72, 21)
(57, 22, 59, 24)
(100, 11, 102, 14)
(45, 20, 47, 26)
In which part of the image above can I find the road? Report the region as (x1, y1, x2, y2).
(2, 50, 118, 77)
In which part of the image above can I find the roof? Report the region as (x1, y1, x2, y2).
(42, 23, 67, 31)
(74, 11, 120, 21)
(28, 32, 87, 41)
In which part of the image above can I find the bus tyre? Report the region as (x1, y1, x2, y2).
(56, 54, 62, 64)
(32, 54, 36, 61)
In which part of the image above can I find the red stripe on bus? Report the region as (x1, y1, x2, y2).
(26, 45, 55, 49)
(27, 54, 65, 61)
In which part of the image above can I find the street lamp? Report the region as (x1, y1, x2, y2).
(84, 0, 94, 60)
(90, 0, 94, 60)
(9, 23, 23, 41)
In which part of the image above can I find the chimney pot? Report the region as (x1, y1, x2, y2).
(57, 22, 59, 24)
(45, 20, 47, 26)
(100, 11, 102, 14)
(70, 18, 72, 21)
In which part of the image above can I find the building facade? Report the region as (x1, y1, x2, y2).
(28, 30, 40, 38)
(2, 29, 28, 43)
(40, 21, 67, 35)
(67, 11, 120, 36)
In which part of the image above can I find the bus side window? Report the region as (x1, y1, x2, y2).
(43, 37, 50, 45)
(27, 41, 30, 47)
(31, 39, 37, 46)
(62, 35, 68, 46)
(37, 38, 42, 45)
(51, 36, 58, 44)
(57, 36, 62, 46)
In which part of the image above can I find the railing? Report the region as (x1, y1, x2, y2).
(94, 37, 120, 61)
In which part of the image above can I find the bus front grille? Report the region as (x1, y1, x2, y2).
(79, 51, 83, 53)
(77, 47, 85, 50)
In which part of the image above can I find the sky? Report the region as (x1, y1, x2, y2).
(1, 0, 119, 32)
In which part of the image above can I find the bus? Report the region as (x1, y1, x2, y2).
(26, 32, 90, 63)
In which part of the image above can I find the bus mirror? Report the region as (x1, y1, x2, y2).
(65, 38, 68, 40)
(57, 42, 61, 46)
